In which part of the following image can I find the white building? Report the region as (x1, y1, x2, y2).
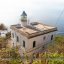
(0, 30, 8, 37)
(10, 11, 57, 56)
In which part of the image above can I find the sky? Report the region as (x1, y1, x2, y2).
(0, 0, 64, 28)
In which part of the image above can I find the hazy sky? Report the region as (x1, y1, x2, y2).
(0, 0, 64, 27)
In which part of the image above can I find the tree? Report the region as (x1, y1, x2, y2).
(6, 32, 11, 39)
(0, 23, 7, 30)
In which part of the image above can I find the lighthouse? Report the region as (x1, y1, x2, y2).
(21, 11, 27, 27)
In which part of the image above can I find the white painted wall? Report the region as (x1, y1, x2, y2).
(21, 21, 27, 27)
(27, 32, 56, 54)
(11, 30, 29, 49)
(11, 29, 56, 56)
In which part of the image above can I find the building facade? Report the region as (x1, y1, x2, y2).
(10, 11, 57, 56)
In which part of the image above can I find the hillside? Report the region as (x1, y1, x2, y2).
(0, 35, 64, 64)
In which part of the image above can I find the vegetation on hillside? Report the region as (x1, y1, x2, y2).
(6, 32, 11, 39)
(0, 32, 11, 49)
(0, 35, 64, 64)
(31, 35, 64, 64)
(0, 37, 7, 49)
(46, 35, 64, 53)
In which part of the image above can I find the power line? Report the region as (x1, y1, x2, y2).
(56, 9, 64, 26)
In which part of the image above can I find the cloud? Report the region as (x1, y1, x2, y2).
(0, 0, 64, 26)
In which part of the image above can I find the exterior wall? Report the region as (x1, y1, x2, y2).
(11, 29, 29, 56)
(21, 21, 27, 27)
(11, 29, 56, 56)
(26, 31, 56, 55)
(11, 30, 28, 47)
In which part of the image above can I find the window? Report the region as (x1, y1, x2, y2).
(23, 41, 25, 47)
(33, 41, 36, 48)
(43, 36, 46, 40)
(0, 33, 1, 35)
(12, 33, 14, 38)
(17, 36, 19, 42)
(51, 35, 53, 40)
(42, 46, 45, 50)
(13, 42, 14, 47)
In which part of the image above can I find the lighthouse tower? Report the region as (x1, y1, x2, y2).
(21, 11, 27, 27)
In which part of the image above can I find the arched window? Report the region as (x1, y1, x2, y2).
(12, 33, 14, 38)
(0, 32, 1, 35)
(33, 41, 36, 48)
(51, 35, 53, 40)
(43, 36, 46, 40)
(42, 46, 45, 50)
(17, 36, 19, 42)
(23, 41, 25, 47)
